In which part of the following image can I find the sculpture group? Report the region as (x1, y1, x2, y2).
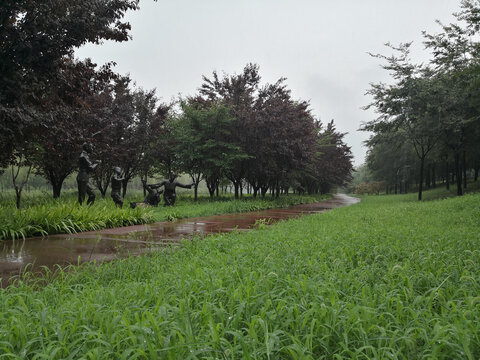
(77, 142, 193, 207)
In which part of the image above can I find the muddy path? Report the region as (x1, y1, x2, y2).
(0, 194, 359, 286)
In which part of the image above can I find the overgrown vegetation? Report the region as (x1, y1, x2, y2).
(0, 191, 478, 358)
(0, 190, 328, 241)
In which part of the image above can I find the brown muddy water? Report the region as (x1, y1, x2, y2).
(0, 194, 359, 286)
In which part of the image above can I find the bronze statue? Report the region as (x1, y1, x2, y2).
(153, 172, 193, 206)
(77, 142, 98, 205)
(130, 180, 164, 208)
(110, 167, 125, 208)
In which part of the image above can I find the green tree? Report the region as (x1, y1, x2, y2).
(174, 101, 247, 200)
(363, 44, 442, 200)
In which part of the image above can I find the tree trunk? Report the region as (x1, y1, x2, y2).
(445, 160, 450, 190)
(52, 182, 63, 199)
(261, 186, 268, 198)
(475, 165, 479, 181)
(426, 164, 431, 189)
(418, 155, 425, 201)
(463, 150, 467, 189)
(206, 181, 215, 198)
(454, 152, 463, 196)
(234, 182, 239, 199)
(194, 184, 198, 201)
(431, 163, 436, 188)
(12, 164, 32, 209)
(15, 187, 22, 209)
(208, 187, 215, 197)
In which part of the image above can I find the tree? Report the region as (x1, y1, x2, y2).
(363, 44, 442, 200)
(301, 121, 353, 194)
(247, 79, 317, 197)
(9, 146, 35, 209)
(173, 100, 247, 200)
(31, 58, 116, 198)
(422, 0, 480, 195)
(199, 63, 260, 198)
(1, 0, 140, 168)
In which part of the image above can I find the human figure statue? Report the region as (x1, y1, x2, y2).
(77, 142, 98, 205)
(129, 180, 164, 209)
(110, 167, 125, 208)
(153, 172, 193, 206)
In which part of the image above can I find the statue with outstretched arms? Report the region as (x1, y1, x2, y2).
(152, 172, 193, 206)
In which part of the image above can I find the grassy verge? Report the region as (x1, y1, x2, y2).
(149, 193, 330, 222)
(0, 192, 154, 241)
(0, 192, 479, 358)
(0, 190, 329, 240)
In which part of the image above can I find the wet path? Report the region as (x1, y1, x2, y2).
(0, 194, 359, 285)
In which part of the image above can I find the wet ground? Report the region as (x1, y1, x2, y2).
(0, 194, 359, 286)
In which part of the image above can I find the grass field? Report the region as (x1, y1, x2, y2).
(0, 189, 478, 358)
(0, 190, 328, 241)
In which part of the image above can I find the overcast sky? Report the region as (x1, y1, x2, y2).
(76, 0, 460, 166)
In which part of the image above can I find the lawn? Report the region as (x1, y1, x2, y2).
(0, 190, 478, 358)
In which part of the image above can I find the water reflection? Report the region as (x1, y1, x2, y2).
(0, 194, 359, 285)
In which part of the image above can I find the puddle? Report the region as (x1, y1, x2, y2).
(0, 194, 359, 286)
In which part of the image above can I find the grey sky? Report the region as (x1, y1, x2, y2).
(76, 0, 459, 166)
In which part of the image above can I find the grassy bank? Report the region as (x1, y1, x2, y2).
(0, 192, 479, 358)
(0, 190, 328, 240)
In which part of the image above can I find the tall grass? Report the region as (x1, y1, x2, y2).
(0, 191, 478, 358)
(0, 190, 329, 240)
(0, 190, 153, 241)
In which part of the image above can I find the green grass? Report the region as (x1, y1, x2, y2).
(0, 190, 329, 240)
(0, 191, 154, 241)
(150, 193, 330, 222)
(0, 190, 479, 358)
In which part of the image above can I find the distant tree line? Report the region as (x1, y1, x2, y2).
(362, 0, 480, 200)
(0, 1, 353, 208)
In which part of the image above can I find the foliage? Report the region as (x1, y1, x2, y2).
(0, 0, 140, 167)
(0, 192, 479, 358)
(362, 1, 480, 199)
(196, 64, 353, 198)
(172, 101, 247, 200)
(32, 58, 117, 198)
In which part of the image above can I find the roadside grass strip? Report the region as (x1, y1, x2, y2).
(0, 193, 479, 358)
(0, 192, 328, 241)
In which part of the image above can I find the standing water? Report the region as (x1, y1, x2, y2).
(0, 194, 359, 286)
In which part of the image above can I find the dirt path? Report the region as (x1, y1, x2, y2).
(0, 194, 359, 286)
